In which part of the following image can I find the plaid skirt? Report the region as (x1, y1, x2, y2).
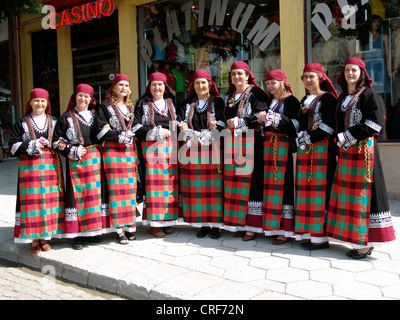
(65, 145, 103, 236)
(326, 138, 374, 245)
(295, 139, 330, 237)
(141, 139, 179, 223)
(223, 133, 254, 228)
(102, 141, 137, 230)
(180, 142, 223, 225)
(263, 133, 293, 234)
(14, 149, 65, 242)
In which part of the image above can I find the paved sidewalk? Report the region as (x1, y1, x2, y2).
(0, 158, 399, 300)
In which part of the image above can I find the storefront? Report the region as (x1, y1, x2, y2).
(12, 0, 400, 197)
(0, 19, 13, 160)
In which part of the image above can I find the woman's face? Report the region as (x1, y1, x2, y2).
(193, 78, 210, 97)
(113, 81, 131, 99)
(150, 81, 165, 100)
(266, 80, 281, 96)
(301, 72, 320, 93)
(230, 69, 249, 88)
(30, 98, 48, 116)
(75, 92, 91, 109)
(372, 19, 381, 31)
(344, 64, 361, 86)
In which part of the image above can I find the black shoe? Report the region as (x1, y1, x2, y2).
(72, 238, 84, 250)
(301, 241, 329, 250)
(196, 227, 210, 238)
(346, 247, 373, 259)
(86, 236, 102, 243)
(210, 228, 221, 239)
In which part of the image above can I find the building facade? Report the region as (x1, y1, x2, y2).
(1, 0, 399, 197)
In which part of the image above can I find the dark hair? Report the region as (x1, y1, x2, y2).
(339, 67, 368, 95)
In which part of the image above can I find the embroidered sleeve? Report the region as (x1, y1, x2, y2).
(291, 119, 300, 133)
(318, 122, 335, 135)
(296, 130, 312, 150)
(96, 126, 110, 141)
(147, 125, 163, 142)
(233, 117, 249, 137)
(364, 119, 382, 133)
(118, 131, 134, 145)
(68, 145, 83, 161)
(217, 120, 227, 128)
(11, 142, 23, 156)
(27, 140, 42, 156)
(338, 130, 357, 151)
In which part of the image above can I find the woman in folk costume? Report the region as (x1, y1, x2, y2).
(133, 72, 180, 238)
(10, 88, 64, 254)
(259, 69, 300, 244)
(326, 57, 396, 259)
(53, 84, 107, 250)
(177, 70, 225, 239)
(95, 74, 138, 245)
(223, 61, 269, 241)
(295, 63, 338, 250)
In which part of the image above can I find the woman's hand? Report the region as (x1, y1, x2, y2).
(209, 120, 217, 130)
(226, 118, 236, 129)
(57, 139, 68, 150)
(311, 121, 320, 131)
(160, 128, 172, 139)
(178, 122, 188, 131)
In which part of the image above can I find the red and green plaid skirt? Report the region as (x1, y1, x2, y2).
(14, 149, 64, 242)
(295, 139, 329, 237)
(326, 138, 374, 245)
(180, 142, 223, 224)
(66, 145, 103, 234)
(223, 133, 254, 228)
(102, 141, 137, 229)
(141, 139, 179, 222)
(262, 133, 291, 232)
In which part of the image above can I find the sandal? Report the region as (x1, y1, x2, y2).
(272, 236, 289, 245)
(163, 227, 174, 235)
(125, 232, 136, 241)
(242, 232, 256, 241)
(233, 231, 246, 238)
(30, 241, 41, 254)
(117, 233, 129, 244)
(149, 227, 165, 238)
(40, 240, 51, 251)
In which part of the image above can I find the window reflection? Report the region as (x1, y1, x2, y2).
(137, 0, 280, 104)
(308, 0, 400, 141)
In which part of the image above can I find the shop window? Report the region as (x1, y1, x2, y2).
(71, 11, 119, 106)
(306, 0, 400, 141)
(137, 0, 280, 104)
(0, 41, 11, 157)
(32, 29, 60, 116)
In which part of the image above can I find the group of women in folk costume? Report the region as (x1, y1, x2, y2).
(10, 57, 396, 259)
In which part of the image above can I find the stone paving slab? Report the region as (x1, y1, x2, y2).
(1, 158, 400, 300)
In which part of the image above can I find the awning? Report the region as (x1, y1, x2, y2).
(42, 0, 90, 11)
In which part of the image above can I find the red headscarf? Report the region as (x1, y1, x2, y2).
(337, 57, 373, 90)
(67, 84, 97, 111)
(107, 74, 130, 94)
(302, 63, 339, 99)
(266, 69, 293, 95)
(24, 88, 51, 115)
(189, 70, 220, 98)
(228, 61, 261, 92)
(149, 72, 167, 83)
